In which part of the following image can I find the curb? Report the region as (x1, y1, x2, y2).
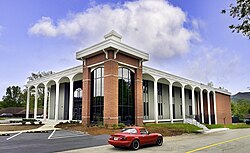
(0, 133, 10, 136)
(197, 128, 229, 134)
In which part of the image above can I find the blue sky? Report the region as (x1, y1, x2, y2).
(0, 0, 249, 98)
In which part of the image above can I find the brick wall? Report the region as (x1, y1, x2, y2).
(82, 49, 143, 125)
(216, 92, 232, 124)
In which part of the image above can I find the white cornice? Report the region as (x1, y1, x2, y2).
(27, 65, 82, 87)
(76, 39, 149, 61)
(142, 66, 231, 95)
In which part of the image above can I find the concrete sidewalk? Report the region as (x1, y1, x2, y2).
(0, 120, 61, 134)
(197, 128, 229, 134)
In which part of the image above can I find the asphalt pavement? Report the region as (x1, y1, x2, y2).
(0, 129, 109, 153)
(60, 128, 250, 153)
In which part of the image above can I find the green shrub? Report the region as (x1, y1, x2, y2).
(118, 123, 126, 129)
(39, 121, 42, 125)
(30, 121, 35, 125)
(22, 121, 26, 125)
(112, 124, 118, 129)
(105, 124, 109, 129)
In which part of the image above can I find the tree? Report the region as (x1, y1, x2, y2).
(222, 0, 250, 38)
(231, 99, 250, 119)
(1, 86, 25, 108)
(27, 71, 54, 81)
(207, 81, 214, 87)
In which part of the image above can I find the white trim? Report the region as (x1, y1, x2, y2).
(118, 61, 138, 69)
(76, 39, 149, 61)
(114, 49, 119, 59)
(158, 119, 171, 122)
(143, 120, 156, 123)
(90, 64, 104, 72)
(118, 65, 135, 73)
(173, 119, 184, 121)
(143, 66, 231, 96)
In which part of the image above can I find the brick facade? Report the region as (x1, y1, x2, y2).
(81, 49, 143, 125)
(103, 59, 119, 125)
(82, 65, 91, 125)
(216, 92, 232, 124)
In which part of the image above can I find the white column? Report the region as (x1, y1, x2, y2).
(200, 90, 204, 123)
(34, 86, 38, 119)
(191, 88, 195, 118)
(154, 80, 158, 123)
(169, 82, 173, 123)
(55, 81, 60, 121)
(26, 88, 30, 119)
(48, 90, 51, 120)
(69, 79, 74, 120)
(207, 91, 211, 125)
(181, 86, 185, 121)
(43, 85, 48, 121)
(213, 92, 217, 124)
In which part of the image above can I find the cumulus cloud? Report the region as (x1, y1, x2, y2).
(28, 0, 200, 58)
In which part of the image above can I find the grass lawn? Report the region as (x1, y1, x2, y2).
(56, 123, 201, 137)
(206, 123, 250, 129)
(0, 117, 6, 120)
(144, 123, 201, 136)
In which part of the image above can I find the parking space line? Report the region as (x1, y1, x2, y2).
(48, 129, 56, 139)
(6, 132, 22, 141)
(49, 134, 87, 140)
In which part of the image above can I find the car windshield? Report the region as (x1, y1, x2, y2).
(121, 128, 137, 134)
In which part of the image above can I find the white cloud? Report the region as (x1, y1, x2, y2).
(28, 0, 200, 58)
(183, 46, 240, 87)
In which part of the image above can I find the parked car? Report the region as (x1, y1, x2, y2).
(108, 127, 163, 150)
(0, 113, 13, 117)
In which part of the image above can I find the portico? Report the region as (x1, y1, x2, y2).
(26, 31, 231, 125)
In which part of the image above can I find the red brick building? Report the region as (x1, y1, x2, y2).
(26, 31, 232, 125)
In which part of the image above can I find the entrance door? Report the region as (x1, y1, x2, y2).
(73, 98, 82, 120)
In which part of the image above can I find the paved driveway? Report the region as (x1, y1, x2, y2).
(0, 130, 109, 153)
(60, 128, 250, 153)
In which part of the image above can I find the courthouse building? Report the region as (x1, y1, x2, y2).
(26, 31, 232, 125)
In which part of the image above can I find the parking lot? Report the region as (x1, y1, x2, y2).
(0, 130, 109, 153)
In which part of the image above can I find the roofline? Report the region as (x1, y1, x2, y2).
(76, 39, 149, 61)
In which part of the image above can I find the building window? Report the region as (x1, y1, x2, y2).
(172, 87, 175, 97)
(74, 88, 82, 98)
(189, 90, 192, 99)
(91, 67, 104, 124)
(158, 83, 163, 119)
(189, 105, 192, 115)
(180, 87, 182, 98)
(180, 105, 182, 116)
(118, 67, 134, 125)
(143, 80, 149, 120)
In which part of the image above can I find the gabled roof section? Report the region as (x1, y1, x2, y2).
(76, 30, 149, 61)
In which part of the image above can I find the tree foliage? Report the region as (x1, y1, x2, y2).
(231, 99, 250, 119)
(1, 86, 25, 108)
(27, 71, 54, 81)
(0, 85, 45, 109)
(222, 0, 250, 38)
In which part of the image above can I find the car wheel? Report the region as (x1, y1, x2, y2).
(114, 146, 120, 149)
(131, 139, 140, 150)
(156, 137, 163, 146)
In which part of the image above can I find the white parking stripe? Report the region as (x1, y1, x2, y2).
(6, 132, 22, 140)
(48, 129, 56, 139)
(49, 134, 86, 140)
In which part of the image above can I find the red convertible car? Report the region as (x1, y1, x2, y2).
(108, 127, 163, 150)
